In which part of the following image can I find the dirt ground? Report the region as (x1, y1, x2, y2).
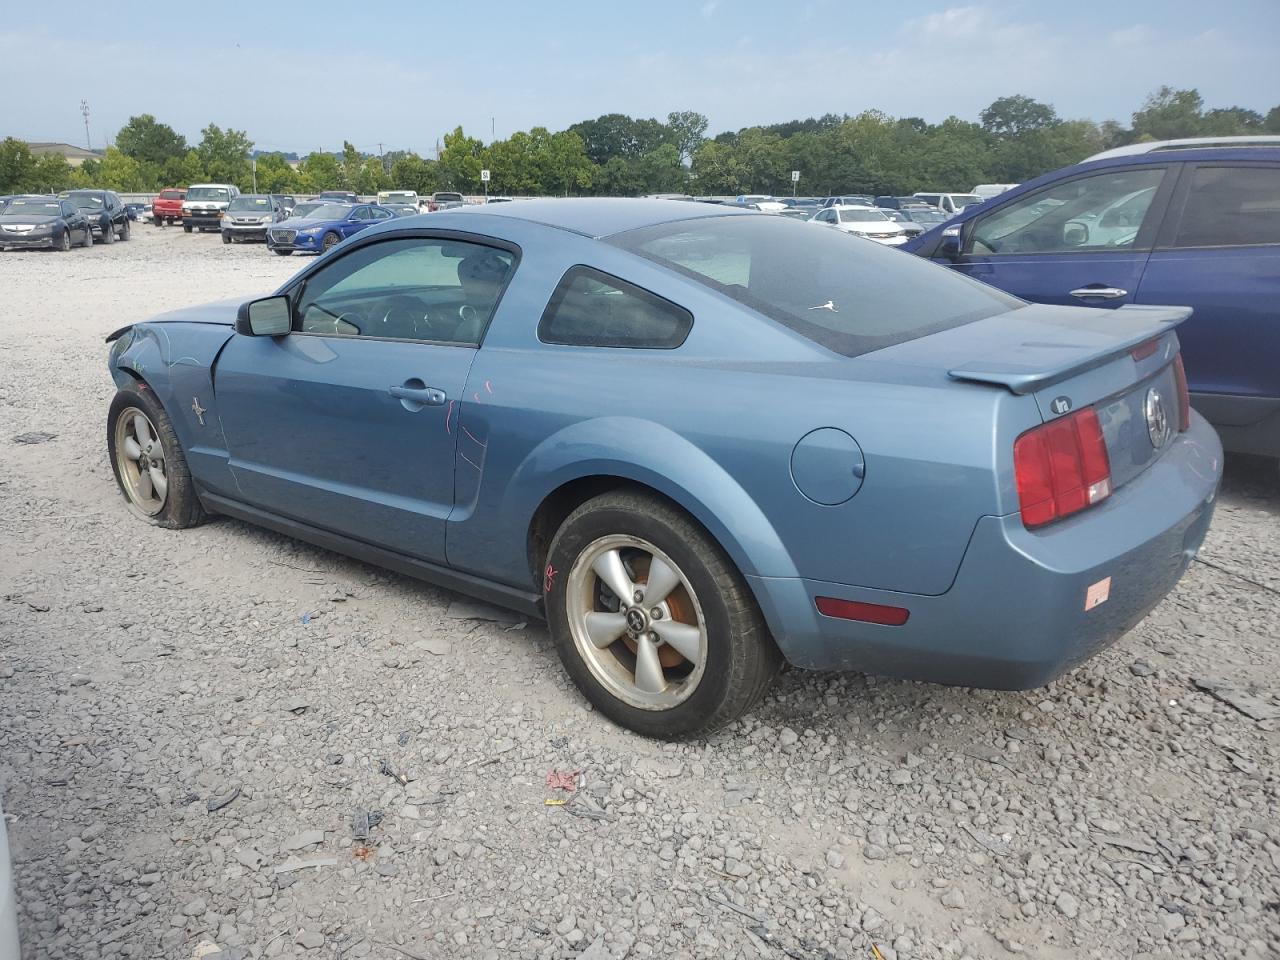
(0, 226, 1277, 960)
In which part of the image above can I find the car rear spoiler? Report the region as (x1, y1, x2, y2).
(947, 304, 1192, 395)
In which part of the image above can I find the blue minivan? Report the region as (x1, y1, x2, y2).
(904, 137, 1280, 459)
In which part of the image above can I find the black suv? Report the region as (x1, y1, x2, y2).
(58, 190, 131, 243)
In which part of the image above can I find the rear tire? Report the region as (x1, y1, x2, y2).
(153, 216, 162, 226)
(183, 224, 193, 233)
(544, 490, 782, 739)
(107, 385, 206, 529)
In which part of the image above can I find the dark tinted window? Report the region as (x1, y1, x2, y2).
(609, 215, 1021, 357)
(539, 266, 693, 349)
(1173, 165, 1280, 248)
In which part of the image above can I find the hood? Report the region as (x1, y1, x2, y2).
(147, 296, 254, 327)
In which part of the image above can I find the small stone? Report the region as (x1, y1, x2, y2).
(864, 843, 889, 861)
(942, 888, 966, 909)
(1160, 910, 1186, 936)
(296, 929, 324, 949)
(825, 850, 845, 869)
(1130, 659, 1156, 677)
(1056, 891, 1080, 919)
(778, 727, 799, 747)
(182, 898, 207, 917)
(555, 914, 577, 936)
(889, 769, 912, 786)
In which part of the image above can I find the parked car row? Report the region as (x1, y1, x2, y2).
(0, 190, 132, 251)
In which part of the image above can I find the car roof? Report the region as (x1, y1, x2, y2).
(1085, 135, 1280, 162)
(445, 197, 756, 239)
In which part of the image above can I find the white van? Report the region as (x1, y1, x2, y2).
(377, 190, 420, 206)
(182, 183, 241, 233)
(912, 192, 983, 216)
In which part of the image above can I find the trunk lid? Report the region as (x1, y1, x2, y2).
(874, 301, 1193, 493)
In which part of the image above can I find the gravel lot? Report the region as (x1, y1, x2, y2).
(1, 226, 1278, 960)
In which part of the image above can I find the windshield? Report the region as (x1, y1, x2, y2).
(307, 204, 355, 220)
(906, 209, 946, 223)
(609, 215, 1021, 358)
(159, 190, 184, 200)
(289, 202, 324, 219)
(65, 193, 104, 210)
(434, 193, 463, 201)
(5, 199, 62, 215)
(382, 192, 415, 201)
(838, 209, 889, 223)
(228, 197, 271, 212)
(187, 187, 230, 201)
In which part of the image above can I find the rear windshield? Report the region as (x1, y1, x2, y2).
(159, 190, 184, 200)
(434, 193, 463, 201)
(609, 214, 1023, 357)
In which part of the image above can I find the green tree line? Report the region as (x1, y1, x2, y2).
(3, 88, 1276, 197)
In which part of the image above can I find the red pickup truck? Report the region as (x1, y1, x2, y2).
(152, 188, 186, 226)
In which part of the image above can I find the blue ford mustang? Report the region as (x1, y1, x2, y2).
(104, 199, 1222, 738)
(266, 202, 396, 255)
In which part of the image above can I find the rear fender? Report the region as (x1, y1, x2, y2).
(504, 417, 801, 582)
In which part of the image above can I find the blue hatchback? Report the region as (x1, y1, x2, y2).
(904, 137, 1280, 458)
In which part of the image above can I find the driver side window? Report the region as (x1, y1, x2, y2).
(968, 167, 1166, 256)
(295, 237, 517, 345)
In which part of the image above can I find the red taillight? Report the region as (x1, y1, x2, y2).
(1014, 408, 1112, 529)
(1173, 355, 1190, 431)
(428, 201, 438, 212)
(815, 597, 910, 626)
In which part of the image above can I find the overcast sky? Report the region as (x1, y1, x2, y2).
(3, 0, 1278, 156)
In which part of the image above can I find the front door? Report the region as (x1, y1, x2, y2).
(950, 165, 1175, 308)
(215, 234, 519, 562)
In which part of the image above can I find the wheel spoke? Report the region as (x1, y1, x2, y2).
(149, 467, 168, 502)
(653, 620, 702, 663)
(122, 436, 142, 461)
(136, 468, 153, 500)
(634, 636, 667, 695)
(643, 556, 681, 606)
(583, 611, 628, 649)
(592, 548, 635, 604)
(132, 415, 152, 449)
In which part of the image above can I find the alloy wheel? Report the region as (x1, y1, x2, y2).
(565, 534, 709, 711)
(114, 407, 168, 515)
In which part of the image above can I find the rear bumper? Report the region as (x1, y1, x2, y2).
(749, 414, 1222, 688)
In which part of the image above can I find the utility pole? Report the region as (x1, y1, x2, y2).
(80, 100, 91, 150)
(491, 117, 495, 142)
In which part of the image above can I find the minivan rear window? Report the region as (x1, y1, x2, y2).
(609, 214, 1023, 357)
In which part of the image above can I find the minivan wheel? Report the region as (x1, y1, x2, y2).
(544, 490, 782, 739)
(107, 386, 206, 529)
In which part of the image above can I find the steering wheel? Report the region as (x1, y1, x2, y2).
(379, 296, 437, 339)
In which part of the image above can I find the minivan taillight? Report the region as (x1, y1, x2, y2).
(1014, 408, 1112, 529)
(1173, 355, 1190, 431)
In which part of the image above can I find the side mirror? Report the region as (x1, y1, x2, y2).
(236, 295, 291, 336)
(938, 226, 963, 260)
(1063, 222, 1089, 247)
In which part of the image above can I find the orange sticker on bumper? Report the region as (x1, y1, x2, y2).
(1085, 576, 1112, 611)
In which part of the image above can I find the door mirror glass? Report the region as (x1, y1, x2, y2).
(938, 227, 962, 260)
(237, 295, 291, 336)
(1062, 222, 1090, 247)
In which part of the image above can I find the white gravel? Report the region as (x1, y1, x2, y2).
(1, 226, 1278, 960)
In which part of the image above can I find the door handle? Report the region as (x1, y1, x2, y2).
(389, 385, 446, 406)
(1070, 286, 1128, 300)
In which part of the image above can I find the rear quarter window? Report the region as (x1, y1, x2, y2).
(1173, 165, 1280, 248)
(609, 214, 1021, 357)
(538, 266, 693, 349)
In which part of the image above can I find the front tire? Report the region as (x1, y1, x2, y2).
(183, 224, 193, 233)
(101, 220, 114, 244)
(321, 232, 340, 253)
(107, 385, 206, 529)
(222, 232, 231, 244)
(544, 490, 781, 739)
(119, 219, 130, 241)
(55, 230, 71, 252)
(81, 226, 93, 248)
